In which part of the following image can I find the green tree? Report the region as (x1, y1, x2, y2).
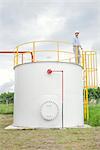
(88, 87, 100, 103)
(0, 92, 14, 104)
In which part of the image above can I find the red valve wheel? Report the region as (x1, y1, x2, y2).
(47, 69, 52, 74)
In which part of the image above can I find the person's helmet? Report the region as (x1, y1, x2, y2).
(75, 30, 80, 34)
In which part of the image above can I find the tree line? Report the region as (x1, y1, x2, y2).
(88, 87, 100, 104)
(0, 92, 14, 104)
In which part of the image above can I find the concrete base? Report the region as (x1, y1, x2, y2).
(5, 125, 33, 130)
(83, 124, 92, 128)
(5, 124, 91, 130)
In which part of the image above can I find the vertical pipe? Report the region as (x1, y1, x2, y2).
(84, 89, 86, 120)
(84, 51, 89, 121)
(86, 88, 89, 120)
(85, 68, 89, 121)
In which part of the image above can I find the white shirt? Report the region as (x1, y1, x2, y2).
(73, 36, 81, 46)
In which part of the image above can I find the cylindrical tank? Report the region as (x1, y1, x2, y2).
(14, 62, 84, 128)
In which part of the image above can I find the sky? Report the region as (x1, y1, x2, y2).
(0, 0, 100, 92)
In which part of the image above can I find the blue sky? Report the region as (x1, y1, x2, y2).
(0, 0, 100, 92)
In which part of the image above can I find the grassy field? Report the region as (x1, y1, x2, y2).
(0, 103, 13, 114)
(88, 105, 100, 126)
(0, 105, 100, 149)
(0, 114, 100, 150)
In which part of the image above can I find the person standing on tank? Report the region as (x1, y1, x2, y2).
(73, 30, 83, 64)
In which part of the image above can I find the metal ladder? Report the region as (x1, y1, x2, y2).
(81, 51, 98, 121)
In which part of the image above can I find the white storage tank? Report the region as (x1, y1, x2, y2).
(14, 62, 84, 128)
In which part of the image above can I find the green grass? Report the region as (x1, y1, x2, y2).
(0, 105, 100, 149)
(0, 103, 13, 114)
(88, 104, 100, 127)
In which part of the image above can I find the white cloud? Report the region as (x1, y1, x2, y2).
(36, 11, 66, 39)
(0, 80, 14, 93)
(0, 69, 14, 86)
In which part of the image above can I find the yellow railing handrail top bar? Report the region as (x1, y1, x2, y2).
(82, 50, 96, 53)
(16, 40, 72, 48)
(14, 49, 74, 54)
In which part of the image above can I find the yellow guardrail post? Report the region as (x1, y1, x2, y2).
(57, 42, 60, 62)
(13, 48, 16, 66)
(95, 51, 98, 87)
(32, 42, 35, 62)
(75, 46, 78, 64)
(22, 53, 24, 64)
(81, 51, 84, 68)
(15, 47, 19, 65)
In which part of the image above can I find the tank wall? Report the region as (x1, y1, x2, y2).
(14, 62, 83, 128)
(63, 65, 84, 127)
